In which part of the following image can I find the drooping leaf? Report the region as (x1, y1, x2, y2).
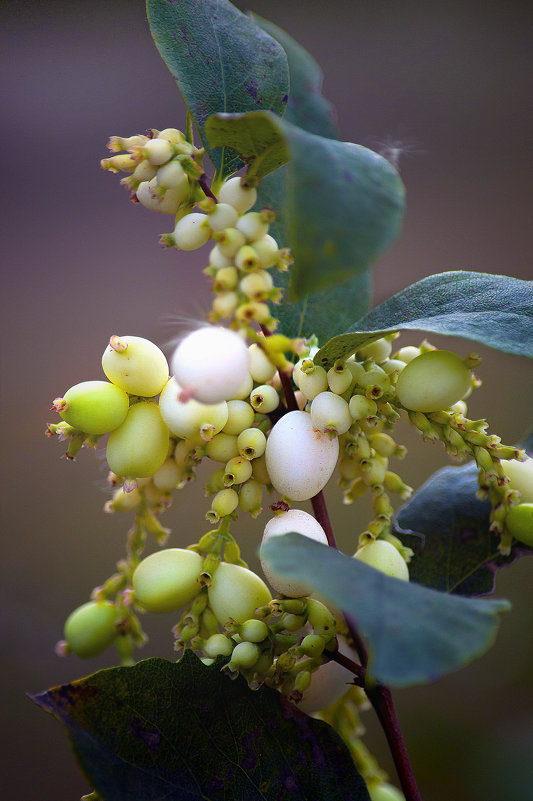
(257, 167, 372, 342)
(260, 534, 510, 688)
(250, 14, 338, 139)
(32, 652, 370, 801)
(207, 112, 403, 300)
(205, 112, 288, 180)
(146, 0, 289, 179)
(315, 271, 533, 368)
(395, 435, 533, 596)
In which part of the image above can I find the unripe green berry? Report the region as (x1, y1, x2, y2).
(106, 401, 169, 478)
(327, 366, 352, 395)
(236, 211, 269, 242)
(354, 540, 409, 581)
(206, 433, 239, 462)
(223, 400, 256, 436)
(228, 641, 261, 669)
(251, 234, 279, 268)
(218, 176, 257, 214)
(368, 433, 397, 458)
(223, 456, 253, 486)
(250, 385, 279, 413)
(64, 601, 118, 658)
(358, 338, 392, 363)
(240, 619, 269, 643)
(173, 213, 211, 250)
(208, 244, 231, 269)
(159, 378, 228, 441)
(240, 270, 274, 301)
(505, 503, 533, 545)
(235, 244, 261, 272)
(102, 335, 169, 397)
(396, 350, 471, 412)
(204, 633, 234, 658)
(132, 548, 203, 612)
(230, 371, 254, 401)
(237, 428, 267, 460)
(55, 380, 129, 435)
(212, 291, 239, 320)
(152, 458, 181, 492)
(395, 346, 421, 363)
(207, 202, 239, 232)
(238, 478, 263, 517)
(156, 159, 188, 192)
(357, 366, 391, 397)
(136, 178, 182, 214)
(310, 391, 352, 436)
(349, 395, 378, 422)
(208, 488, 239, 521)
(208, 562, 271, 625)
(248, 344, 277, 383)
(214, 227, 246, 258)
(381, 359, 407, 377)
(252, 455, 271, 486)
(298, 366, 329, 401)
(214, 265, 239, 291)
(144, 138, 173, 165)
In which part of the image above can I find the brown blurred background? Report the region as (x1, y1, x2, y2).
(2, 1, 533, 798)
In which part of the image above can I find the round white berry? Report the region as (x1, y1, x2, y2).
(172, 326, 250, 404)
(173, 213, 211, 250)
(218, 176, 257, 214)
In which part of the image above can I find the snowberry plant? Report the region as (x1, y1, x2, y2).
(34, 2, 533, 800)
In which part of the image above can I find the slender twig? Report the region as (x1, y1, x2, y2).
(199, 173, 217, 201)
(265, 324, 422, 800)
(366, 684, 422, 801)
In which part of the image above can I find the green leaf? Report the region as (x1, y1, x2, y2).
(250, 14, 338, 139)
(260, 534, 510, 688)
(315, 271, 533, 368)
(207, 113, 403, 301)
(257, 168, 373, 342)
(32, 652, 371, 801)
(396, 435, 533, 596)
(146, 0, 289, 179)
(205, 111, 288, 180)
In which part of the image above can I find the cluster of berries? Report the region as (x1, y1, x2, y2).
(48, 143, 533, 720)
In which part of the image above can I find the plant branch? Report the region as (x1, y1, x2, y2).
(365, 684, 422, 801)
(199, 173, 217, 201)
(330, 650, 365, 686)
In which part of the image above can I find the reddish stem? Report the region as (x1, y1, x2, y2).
(365, 684, 422, 801)
(199, 173, 217, 201)
(263, 322, 422, 800)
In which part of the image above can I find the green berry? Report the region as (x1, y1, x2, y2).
(55, 380, 129, 435)
(102, 335, 169, 397)
(106, 401, 169, 478)
(368, 782, 406, 801)
(228, 641, 261, 669)
(506, 503, 533, 546)
(223, 456, 253, 486)
(223, 400, 256, 436)
(64, 601, 117, 658)
(240, 619, 269, 643)
(354, 540, 409, 581)
(395, 349, 471, 412)
(501, 457, 533, 503)
(237, 428, 267, 460)
(208, 563, 271, 625)
(204, 633, 234, 658)
(132, 548, 203, 612)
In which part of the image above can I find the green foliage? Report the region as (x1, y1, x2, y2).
(251, 14, 338, 139)
(207, 112, 404, 301)
(396, 434, 533, 596)
(33, 652, 371, 801)
(146, 0, 289, 179)
(396, 463, 531, 595)
(316, 271, 533, 368)
(260, 533, 510, 688)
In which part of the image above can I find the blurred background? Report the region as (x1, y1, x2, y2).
(2, 1, 533, 799)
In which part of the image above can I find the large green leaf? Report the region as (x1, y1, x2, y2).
(257, 167, 372, 342)
(207, 112, 404, 300)
(250, 14, 338, 139)
(396, 435, 533, 596)
(315, 271, 533, 368)
(205, 112, 288, 180)
(146, 0, 289, 178)
(32, 652, 370, 801)
(260, 534, 510, 688)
